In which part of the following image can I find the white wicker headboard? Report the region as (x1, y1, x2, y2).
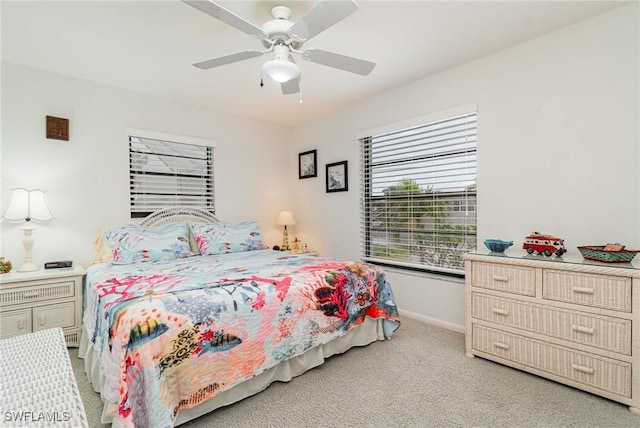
(139, 207, 220, 227)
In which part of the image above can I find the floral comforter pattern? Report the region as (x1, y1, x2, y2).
(83, 250, 400, 427)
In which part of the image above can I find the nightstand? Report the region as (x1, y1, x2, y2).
(0, 265, 85, 347)
(298, 250, 318, 256)
(284, 250, 318, 257)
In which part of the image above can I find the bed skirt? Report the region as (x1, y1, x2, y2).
(78, 317, 387, 426)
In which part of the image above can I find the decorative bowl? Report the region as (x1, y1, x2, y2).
(484, 239, 514, 253)
(577, 246, 639, 263)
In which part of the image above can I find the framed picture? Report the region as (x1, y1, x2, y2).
(298, 150, 317, 179)
(46, 115, 69, 141)
(326, 160, 348, 193)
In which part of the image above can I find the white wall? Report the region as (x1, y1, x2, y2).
(289, 4, 640, 331)
(0, 63, 292, 268)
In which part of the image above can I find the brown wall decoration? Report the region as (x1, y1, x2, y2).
(46, 116, 69, 141)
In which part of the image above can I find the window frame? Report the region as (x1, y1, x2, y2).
(358, 105, 477, 277)
(127, 128, 216, 219)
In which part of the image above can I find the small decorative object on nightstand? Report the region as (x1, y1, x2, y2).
(0, 258, 12, 274)
(292, 237, 301, 253)
(0, 265, 85, 347)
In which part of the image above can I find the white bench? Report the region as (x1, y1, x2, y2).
(0, 328, 88, 427)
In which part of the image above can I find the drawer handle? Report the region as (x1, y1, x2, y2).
(17, 319, 25, 330)
(571, 325, 594, 335)
(492, 308, 509, 316)
(23, 292, 40, 298)
(493, 341, 510, 350)
(492, 275, 509, 282)
(572, 287, 594, 295)
(572, 363, 594, 374)
(38, 314, 46, 326)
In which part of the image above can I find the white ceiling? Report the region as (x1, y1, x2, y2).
(1, 1, 628, 127)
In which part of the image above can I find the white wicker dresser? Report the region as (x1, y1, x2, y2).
(464, 252, 640, 414)
(0, 327, 88, 427)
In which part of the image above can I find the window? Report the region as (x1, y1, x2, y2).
(128, 129, 215, 218)
(359, 108, 477, 276)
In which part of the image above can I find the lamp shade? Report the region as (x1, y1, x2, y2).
(276, 210, 296, 226)
(262, 58, 300, 83)
(2, 188, 54, 223)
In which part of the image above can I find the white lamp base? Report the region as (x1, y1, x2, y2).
(17, 262, 40, 272)
(18, 225, 40, 272)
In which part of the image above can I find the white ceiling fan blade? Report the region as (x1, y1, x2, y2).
(289, 0, 358, 41)
(194, 51, 263, 70)
(281, 77, 300, 95)
(182, 0, 266, 39)
(303, 49, 375, 76)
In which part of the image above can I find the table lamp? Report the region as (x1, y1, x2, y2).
(1, 188, 54, 272)
(276, 210, 296, 251)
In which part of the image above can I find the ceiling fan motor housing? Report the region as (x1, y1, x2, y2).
(261, 6, 301, 49)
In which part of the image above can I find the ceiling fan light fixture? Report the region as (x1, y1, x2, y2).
(262, 58, 300, 83)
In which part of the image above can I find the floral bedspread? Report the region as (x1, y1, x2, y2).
(83, 250, 400, 427)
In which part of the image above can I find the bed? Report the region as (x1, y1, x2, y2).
(79, 208, 400, 427)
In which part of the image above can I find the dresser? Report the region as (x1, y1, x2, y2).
(464, 252, 640, 414)
(0, 265, 85, 347)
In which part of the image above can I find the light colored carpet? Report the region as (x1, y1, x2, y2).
(69, 317, 640, 427)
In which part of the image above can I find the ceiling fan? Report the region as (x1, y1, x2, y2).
(182, 0, 375, 95)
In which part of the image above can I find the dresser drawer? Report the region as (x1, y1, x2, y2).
(542, 270, 631, 312)
(0, 308, 32, 339)
(472, 293, 632, 354)
(33, 301, 76, 331)
(471, 262, 536, 296)
(0, 280, 76, 307)
(472, 324, 631, 398)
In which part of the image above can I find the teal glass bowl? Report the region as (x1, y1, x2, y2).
(484, 239, 513, 253)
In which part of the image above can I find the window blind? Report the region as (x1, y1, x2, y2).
(129, 135, 214, 218)
(360, 111, 477, 275)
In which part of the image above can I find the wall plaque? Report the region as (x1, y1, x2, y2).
(46, 116, 69, 141)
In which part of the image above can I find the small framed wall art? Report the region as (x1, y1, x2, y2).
(46, 115, 69, 141)
(326, 160, 348, 193)
(298, 149, 317, 179)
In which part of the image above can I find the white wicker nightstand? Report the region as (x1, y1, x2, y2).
(0, 265, 85, 347)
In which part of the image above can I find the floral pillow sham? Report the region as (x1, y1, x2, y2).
(103, 223, 193, 264)
(190, 221, 268, 255)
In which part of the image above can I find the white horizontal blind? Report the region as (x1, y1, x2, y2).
(129, 135, 214, 218)
(360, 111, 477, 275)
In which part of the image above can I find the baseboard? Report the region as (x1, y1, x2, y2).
(398, 309, 465, 334)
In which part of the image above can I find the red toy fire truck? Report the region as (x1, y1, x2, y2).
(522, 232, 566, 257)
